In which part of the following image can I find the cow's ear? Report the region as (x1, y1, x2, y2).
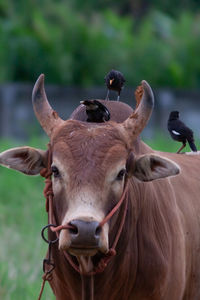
(133, 154, 180, 182)
(0, 147, 47, 175)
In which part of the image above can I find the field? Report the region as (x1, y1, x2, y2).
(0, 135, 199, 299)
(0, 138, 54, 300)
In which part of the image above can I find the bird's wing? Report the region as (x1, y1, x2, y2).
(93, 100, 110, 120)
(171, 121, 194, 139)
(172, 130, 181, 135)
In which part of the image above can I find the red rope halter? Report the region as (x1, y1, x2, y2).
(38, 143, 130, 299)
(41, 143, 129, 274)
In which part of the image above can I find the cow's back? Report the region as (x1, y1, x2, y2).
(157, 151, 200, 299)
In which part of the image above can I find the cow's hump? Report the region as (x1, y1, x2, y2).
(70, 99, 133, 123)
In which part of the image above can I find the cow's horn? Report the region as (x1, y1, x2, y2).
(122, 80, 154, 139)
(32, 74, 64, 136)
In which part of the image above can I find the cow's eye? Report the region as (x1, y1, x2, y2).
(116, 169, 126, 180)
(51, 166, 60, 178)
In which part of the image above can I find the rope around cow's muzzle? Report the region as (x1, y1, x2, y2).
(38, 143, 129, 299)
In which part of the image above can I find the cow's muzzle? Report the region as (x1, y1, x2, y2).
(58, 217, 109, 256)
(67, 219, 101, 256)
(69, 219, 101, 247)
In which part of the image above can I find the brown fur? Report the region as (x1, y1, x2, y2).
(1, 99, 200, 299)
(45, 108, 200, 299)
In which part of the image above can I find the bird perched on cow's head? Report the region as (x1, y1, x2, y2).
(104, 69, 125, 101)
(80, 99, 110, 123)
(167, 111, 197, 154)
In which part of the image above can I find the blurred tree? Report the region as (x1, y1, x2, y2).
(0, 0, 200, 87)
(152, 0, 200, 17)
(70, 0, 200, 18)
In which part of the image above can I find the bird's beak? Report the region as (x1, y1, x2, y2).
(110, 79, 114, 85)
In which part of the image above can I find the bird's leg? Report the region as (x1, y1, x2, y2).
(177, 142, 186, 154)
(105, 90, 110, 100)
(117, 92, 120, 101)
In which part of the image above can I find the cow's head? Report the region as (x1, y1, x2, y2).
(0, 75, 180, 260)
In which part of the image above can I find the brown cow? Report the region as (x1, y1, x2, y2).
(0, 75, 200, 300)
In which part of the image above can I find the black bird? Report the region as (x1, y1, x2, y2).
(167, 111, 197, 153)
(104, 69, 125, 101)
(80, 100, 110, 123)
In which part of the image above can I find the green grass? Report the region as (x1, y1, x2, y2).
(0, 139, 54, 300)
(0, 135, 199, 299)
(144, 133, 200, 153)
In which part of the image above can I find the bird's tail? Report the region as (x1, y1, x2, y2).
(188, 139, 197, 152)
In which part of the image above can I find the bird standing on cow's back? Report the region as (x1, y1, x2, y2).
(80, 100, 110, 123)
(105, 69, 125, 101)
(167, 111, 197, 153)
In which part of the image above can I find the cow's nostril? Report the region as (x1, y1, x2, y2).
(69, 223, 78, 235)
(69, 219, 101, 248)
(95, 226, 101, 237)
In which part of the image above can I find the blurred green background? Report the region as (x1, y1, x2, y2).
(0, 1, 200, 299)
(0, 0, 200, 87)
